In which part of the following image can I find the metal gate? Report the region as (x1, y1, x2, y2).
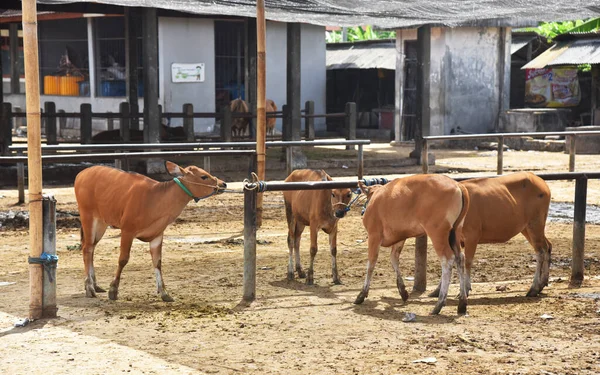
(215, 20, 245, 112)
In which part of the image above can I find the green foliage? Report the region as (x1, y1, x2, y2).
(519, 18, 599, 43)
(326, 26, 396, 43)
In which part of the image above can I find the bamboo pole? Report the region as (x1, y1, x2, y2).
(256, 0, 266, 227)
(22, 0, 44, 320)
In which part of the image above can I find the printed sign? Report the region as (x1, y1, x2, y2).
(525, 68, 580, 108)
(171, 63, 205, 83)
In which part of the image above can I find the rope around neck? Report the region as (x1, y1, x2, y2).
(173, 177, 220, 203)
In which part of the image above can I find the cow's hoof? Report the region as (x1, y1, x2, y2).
(458, 300, 468, 315)
(85, 286, 96, 298)
(400, 289, 409, 302)
(161, 293, 174, 303)
(108, 288, 118, 301)
(526, 288, 540, 297)
(428, 288, 440, 298)
(354, 292, 366, 305)
(94, 285, 106, 293)
(287, 272, 294, 281)
(430, 302, 444, 315)
(333, 278, 342, 285)
(306, 277, 314, 286)
(297, 270, 306, 279)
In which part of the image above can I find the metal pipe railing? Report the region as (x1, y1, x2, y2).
(422, 131, 600, 174)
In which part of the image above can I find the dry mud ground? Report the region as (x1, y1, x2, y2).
(1, 146, 600, 375)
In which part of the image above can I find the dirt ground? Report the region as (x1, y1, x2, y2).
(1, 145, 600, 375)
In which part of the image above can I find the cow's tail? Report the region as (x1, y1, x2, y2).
(449, 184, 470, 256)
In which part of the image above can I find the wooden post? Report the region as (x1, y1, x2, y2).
(394, 30, 405, 143)
(125, 7, 139, 123)
(497, 136, 504, 175)
(410, 25, 431, 161)
(421, 139, 429, 174)
(44, 102, 57, 145)
(119, 102, 130, 142)
(80, 103, 92, 144)
(413, 235, 428, 293)
(22, 0, 45, 320)
(42, 195, 58, 318)
(287, 23, 301, 143)
(203, 156, 211, 173)
(142, 7, 160, 144)
(345, 102, 357, 150)
(221, 105, 232, 143)
(305, 100, 315, 140)
(1, 103, 12, 155)
(569, 135, 576, 172)
(17, 153, 25, 204)
(282, 104, 290, 140)
(10, 23, 20, 94)
(183, 103, 195, 142)
(286, 146, 293, 176)
(107, 114, 114, 131)
(256, 0, 267, 228)
(570, 177, 587, 288)
(243, 185, 257, 301)
(357, 144, 364, 179)
(245, 18, 257, 138)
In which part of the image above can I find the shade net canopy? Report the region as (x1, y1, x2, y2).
(34, 0, 600, 29)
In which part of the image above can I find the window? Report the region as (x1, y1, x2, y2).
(94, 16, 144, 97)
(39, 18, 89, 96)
(215, 21, 245, 111)
(1, 27, 24, 80)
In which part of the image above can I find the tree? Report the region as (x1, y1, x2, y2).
(326, 26, 395, 43)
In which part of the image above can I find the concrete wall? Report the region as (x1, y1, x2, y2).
(266, 22, 326, 133)
(429, 26, 511, 135)
(159, 17, 215, 133)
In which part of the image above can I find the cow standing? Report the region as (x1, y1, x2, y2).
(230, 98, 249, 138)
(429, 172, 552, 298)
(355, 174, 470, 315)
(75, 162, 227, 302)
(283, 169, 353, 285)
(266, 99, 277, 136)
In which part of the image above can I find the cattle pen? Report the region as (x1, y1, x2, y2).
(240, 171, 600, 302)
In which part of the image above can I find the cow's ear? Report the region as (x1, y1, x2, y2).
(358, 181, 369, 196)
(165, 161, 184, 177)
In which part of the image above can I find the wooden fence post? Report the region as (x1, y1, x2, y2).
(570, 177, 587, 287)
(243, 183, 257, 302)
(80, 103, 92, 144)
(117, 102, 130, 171)
(345, 102, 357, 150)
(221, 105, 232, 143)
(413, 235, 428, 293)
(183, 103, 195, 142)
(130, 102, 140, 131)
(1, 102, 13, 155)
(44, 101, 57, 145)
(304, 100, 314, 140)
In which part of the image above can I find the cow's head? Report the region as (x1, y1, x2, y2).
(331, 188, 353, 218)
(358, 181, 385, 215)
(166, 161, 227, 202)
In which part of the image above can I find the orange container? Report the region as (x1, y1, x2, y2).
(43, 76, 60, 95)
(59, 75, 84, 96)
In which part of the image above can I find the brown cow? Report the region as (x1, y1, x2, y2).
(429, 172, 552, 298)
(355, 174, 470, 315)
(230, 98, 249, 137)
(266, 99, 277, 136)
(283, 169, 353, 285)
(74, 161, 226, 302)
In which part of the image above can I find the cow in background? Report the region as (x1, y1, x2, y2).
(283, 169, 353, 285)
(230, 98, 249, 138)
(266, 99, 277, 136)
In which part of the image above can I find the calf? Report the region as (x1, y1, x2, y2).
(429, 172, 552, 298)
(230, 98, 249, 137)
(74, 161, 227, 302)
(355, 174, 470, 315)
(283, 169, 353, 285)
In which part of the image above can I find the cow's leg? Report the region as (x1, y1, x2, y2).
(329, 224, 342, 285)
(306, 224, 319, 285)
(522, 226, 553, 297)
(390, 240, 408, 301)
(429, 231, 467, 315)
(354, 234, 381, 304)
(108, 232, 134, 301)
(286, 218, 296, 281)
(148, 234, 173, 302)
(294, 223, 306, 279)
(462, 239, 478, 296)
(81, 215, 108, 298)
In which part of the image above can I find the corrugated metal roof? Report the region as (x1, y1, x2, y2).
(326, 42, 396, 70)
(523, 38, 600, 69)
(511, 35, 536, 54)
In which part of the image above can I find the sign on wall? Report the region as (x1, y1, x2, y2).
(171, 63, 205, 83)
(525, 68, 580, 108)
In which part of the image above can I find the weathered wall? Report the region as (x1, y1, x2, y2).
(159, 17, 215, 133)
(266, 22, 327, 133)
(429, 26, 511, 135)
